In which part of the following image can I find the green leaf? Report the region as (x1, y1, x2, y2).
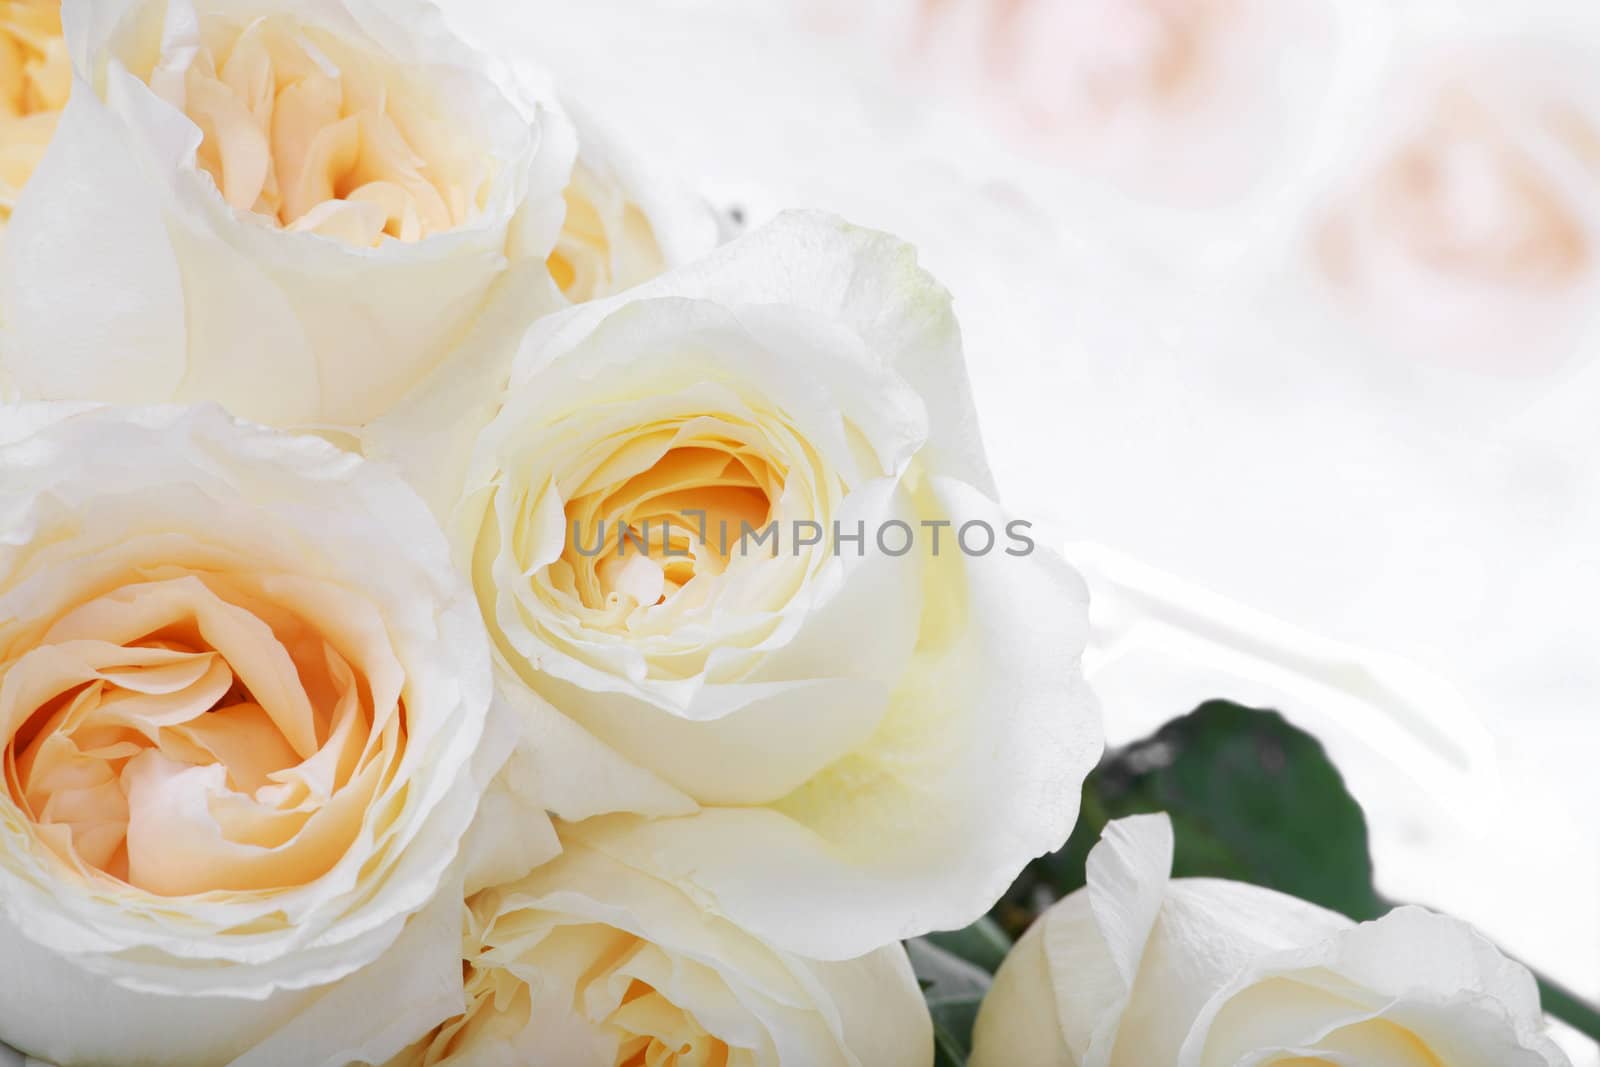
(907, 937, 991, 1067)
(924, 916, 1012, 974)
(1007, 701, 1383, 933)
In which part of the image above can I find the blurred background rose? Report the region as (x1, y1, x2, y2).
(443, 0, 1599, 1057)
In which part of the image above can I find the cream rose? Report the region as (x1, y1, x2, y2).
(0, 404, 506, 1067)
(448, 211, 1103, 961)
(0, 0, 575, 430)
(386, 834, 930, 1067)
(547, 104, 720, 305)
(0, 0, 68, 223)
(972, 815, 1572, 1067)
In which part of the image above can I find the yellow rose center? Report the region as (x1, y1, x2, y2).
(411, 927, 737, 1067)
(609, 976, 733, 1067)
(157, 14, 492, 246)
(0, 0, 69, 215)
(0, 566, 406, 896)
(553, 432, 784, 626)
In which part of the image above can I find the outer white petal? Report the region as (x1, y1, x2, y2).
(1, 83, 188, 404)
(231, 880, 469, 1067)
(359, 255, 565, 523)
(490, 680, 698, 825)
(456, 689, 564, 897)
(969, 898, 1075, 1067)
(1182, 906, 1573, 1067)
(1099, 878, 1348, 1066)
(0, 875, 465, 1067)
(456, 675, 698, 904)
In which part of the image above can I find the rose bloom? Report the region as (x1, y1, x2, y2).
(1311, 38, 1600, 371)
(0, 0, 576, 430)
(0, 0, 67, 221)
(448, 211, 1103, 961)
(547, 104, 720, 306)
(0, 405, 501, 1066)
(972, 815, 1572, 1067)
(386, 834, 930, 1067)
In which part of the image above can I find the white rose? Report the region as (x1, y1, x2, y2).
(448, 210, 1103, 960)
(0, 404, 513, 1067)
(972, 814, 1572, 1067)
(547, 102, 721, 305)
(388, 835, 931, 1067)
(0, 0, 69, 224)
(0, 0, 575, 430)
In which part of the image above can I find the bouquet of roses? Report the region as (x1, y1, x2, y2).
(0, 0, 1577, 1064)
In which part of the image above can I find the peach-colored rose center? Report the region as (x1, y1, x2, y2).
(607, 975, 734, 1067)
(158, 15, 491, 246)
(406, 925, 736, 1067)
(0, 567, 406, 896)
(555, 437, 781, 622)
(0, 0, 69, 216)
